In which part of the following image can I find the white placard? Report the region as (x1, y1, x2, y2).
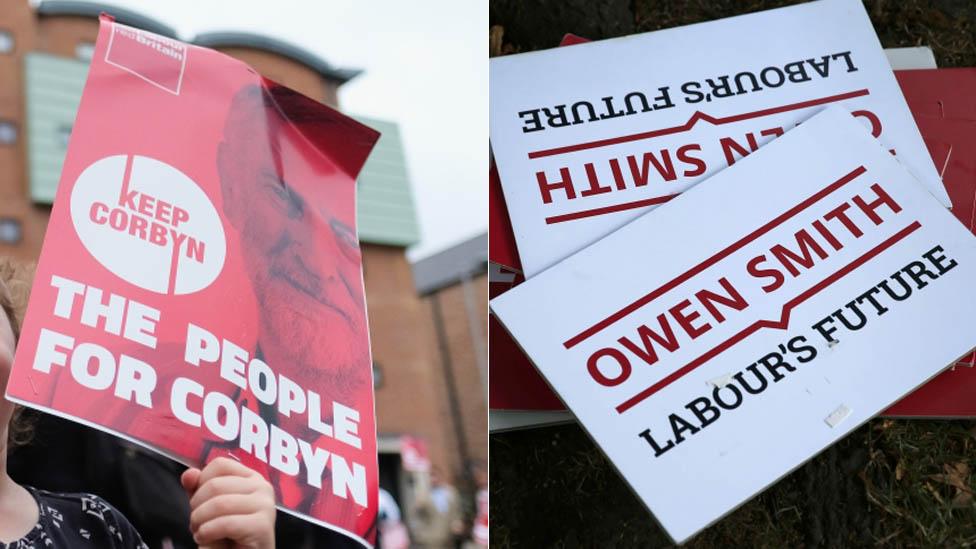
(490, 0, 948, 277)
(491, 106, 976, 543)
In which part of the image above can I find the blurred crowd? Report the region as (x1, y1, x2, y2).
(377, 463, 488, 549)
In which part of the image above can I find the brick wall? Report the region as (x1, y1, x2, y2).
(0, 0, 45, 260)
(364, 245, 459, 475)
(425, 272, 489, 485)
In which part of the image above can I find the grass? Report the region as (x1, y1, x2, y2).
(489, 1, 976, 546)
(491, 420, 976, 547)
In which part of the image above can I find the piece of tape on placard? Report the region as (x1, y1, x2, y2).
(707, 373, 734, 388)
(824, 404, 852, 428)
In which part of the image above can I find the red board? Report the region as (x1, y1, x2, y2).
(884, 68, 976, 417)
(488, 157, 522, 272)
(488, 266, 563, 410)
(6, 16, 381, 545)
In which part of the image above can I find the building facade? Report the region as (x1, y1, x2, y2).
(413, 233, 490, 487)
(0, 0, 485, 518)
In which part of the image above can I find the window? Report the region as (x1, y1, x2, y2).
(75, 41, 95, 61)
(372, 362, 383, 389)
(57, 125, 72, 148)
(0, 30, 13, 54)
(0, 121, 16, 145)
(0, 218, 22, 245)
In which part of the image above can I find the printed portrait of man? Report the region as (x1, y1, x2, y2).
(212, 81, 379, 543)
(217, 82, 371, 398)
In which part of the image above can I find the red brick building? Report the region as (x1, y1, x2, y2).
(412, 233, 489, 484)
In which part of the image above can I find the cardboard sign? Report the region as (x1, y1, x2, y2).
(491, 106, 976, 542)
(5, 17, 381, 547)
(489, 0, 948, 277)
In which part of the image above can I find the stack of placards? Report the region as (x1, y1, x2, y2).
(488, 0, 976, 542)
(489, 34, 976, 432)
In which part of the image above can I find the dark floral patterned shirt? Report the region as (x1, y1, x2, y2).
(0, 487, 147, 549)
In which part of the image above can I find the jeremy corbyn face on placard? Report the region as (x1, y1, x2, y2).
(216, 83, 369, 398)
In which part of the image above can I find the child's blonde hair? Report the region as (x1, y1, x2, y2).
(0, 257, 33, 339)
(0, 256, 36, 448)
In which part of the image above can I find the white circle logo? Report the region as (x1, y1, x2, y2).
(70, 154, 226, 295)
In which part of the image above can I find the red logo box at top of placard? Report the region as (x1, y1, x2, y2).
(105, 23, 186, 94)
(6, 16, 381, 547)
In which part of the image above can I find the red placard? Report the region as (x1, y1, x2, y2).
(399, 435, 431, 473)
(488, 157, 522, 272)
(884, 68, 976, 417)
(488, 265, 563, 411)
(6, 16, 381, 546)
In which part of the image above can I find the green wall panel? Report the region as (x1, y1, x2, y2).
(354, 116, 420, 247)
(24, 54, 419, 247)
(24, 52, 87, 203)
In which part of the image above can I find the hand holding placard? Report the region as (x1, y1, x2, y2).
(30, 273, 369, 508)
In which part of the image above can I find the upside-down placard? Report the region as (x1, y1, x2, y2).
(489, 0, 949, 277)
